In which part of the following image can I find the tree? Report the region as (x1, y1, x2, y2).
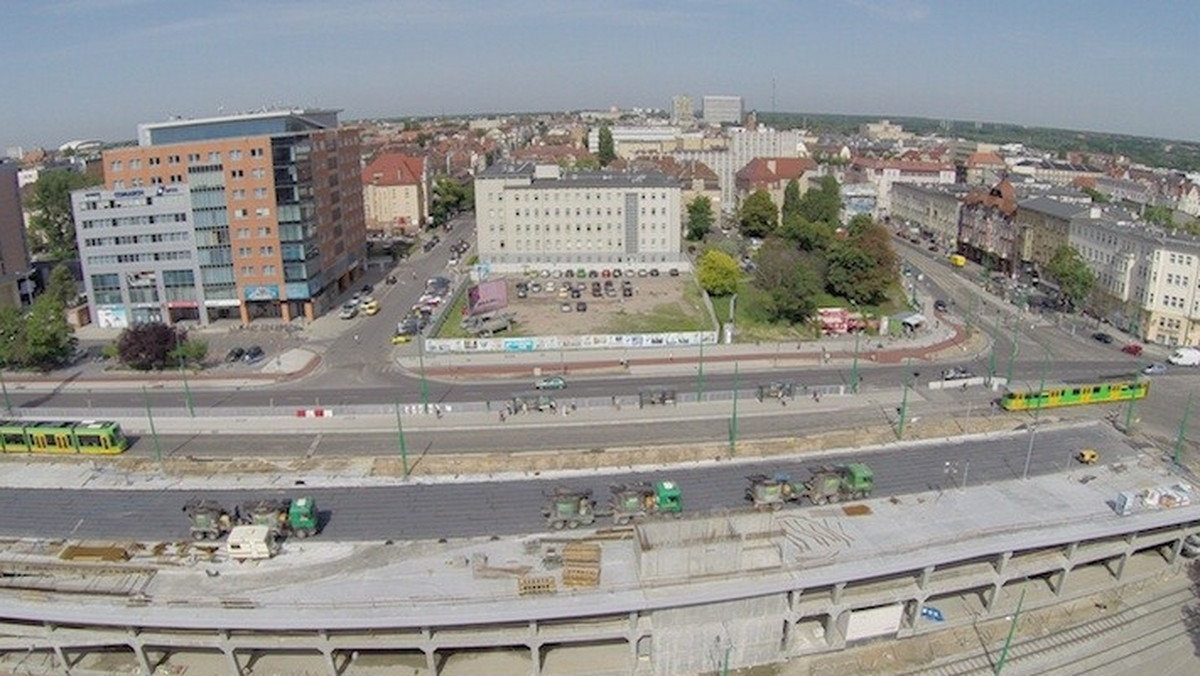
(1082, 187, 1110, 203)
(26, 170, 102, 259)
(116, 323, 184, 371)
(1144, 205, 1174, 228)
(738, 190, 778, 238)
(846, 213, 875, 238)
(797, 175, 842, 225)
(1046, 245, 1095, 308)
(781, 179, 802, 220)
(0, 306, 26, 367)
(696, 249, 740, 296)
(685, 196, 714, 241)
(779, 212, 834, 252)
(753, 238, 822, 323)
(170, 338, 208, 368)
(597, 125, 616, 167)
(23, 293, 74, 371)
(45, 263, 79, 309)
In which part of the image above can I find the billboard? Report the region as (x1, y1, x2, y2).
(467, 279, 508, 316)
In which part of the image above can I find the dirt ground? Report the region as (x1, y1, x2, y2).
(498, 272, 710, 336)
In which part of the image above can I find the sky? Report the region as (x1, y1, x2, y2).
(3, 0, 1199, 150)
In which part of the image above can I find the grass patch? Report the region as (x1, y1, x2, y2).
(598, 301, 710, 333)
(432, 293, 471, 338)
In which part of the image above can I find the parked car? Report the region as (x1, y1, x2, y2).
(535, 376, 568, 390)
(649, 268, 660, 277)
(360, 284, 374, 295)
(1091, 332, 1114, 344)
(934, 299, 949, 313)
(1121, 343, 1144, 356)
(560, 302, 572, 313)
(576, 301, 587, 312)
(243, 346, 265, 364)
(338, 303, 359, 320)
(941, 366, 974, 381)
(225, 347, 246, 363)
(668, 268, 680, 277)
(361, 300, 380, 316)
(1142, 363, 1167, 375)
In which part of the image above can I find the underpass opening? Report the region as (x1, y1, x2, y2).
(65, 645, 139, 674)
(921, 585, 993, 627)
(436, 646, 533, 676)
(539, 639, 629, 676)
(333, 648, 428, 675)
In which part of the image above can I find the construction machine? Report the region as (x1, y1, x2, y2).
(608, 480, 683, 525)
(541, 488, 596, 530)
(745, 473, 798, 511)
(802, 463, 875, 505)
(182, 498, 232, 541)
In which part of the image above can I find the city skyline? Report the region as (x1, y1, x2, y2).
(5, 0, 1199, 150)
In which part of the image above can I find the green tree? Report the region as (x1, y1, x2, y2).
(1082, 187, 1110, 203)
(597, 125, 616, 167)
(847, 213, 875, 237)
(46, 264, 79, 309)
(24, 294, 74, 370)
(696, 249, 741, 296)
(430, 175, 473, 226)
(685, 195, 714, 241)
(170, 338, 208, 368)
(797, 175, 842, 225)
(1144, 205, 1174, 228)
(779, 212, 835, 252)
(781, 179, 802, 220)
(738, 189, 779, 238)
(0, 306, 26, 367)
(1046, 245, 1095, 308)
(26, 170, 103, 259)
(753, 238, 822, 323)
(116, 323, 184, 371)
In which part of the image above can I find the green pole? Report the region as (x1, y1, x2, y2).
(1123, 372, 1140, 434)
(1173, 391, 1192, 466)
(141, 385, 163, 468)
(0, 369, 12, 415)
(697, 340, 705, 399)
(850, 330, 861, 394)
(1005, 317, 1019, 385)
(394, 401, 410, 479)
(729, 362, 739, 458)
(179, 362, 195, 418)
(418, 336, 430, 415)
(995, 588, 1027, 674)
(987, 313, 999, 383)
(897, 360, 912, 439)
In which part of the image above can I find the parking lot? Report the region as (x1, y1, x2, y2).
(496, 268, 709, 336)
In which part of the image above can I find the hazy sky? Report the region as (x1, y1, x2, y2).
(4, 0, 1198, 150)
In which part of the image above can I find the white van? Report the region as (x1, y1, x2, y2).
(1167, 347, 1200, 367)
(225, 525, 280, 560)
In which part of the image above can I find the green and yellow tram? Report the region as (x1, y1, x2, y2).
(0, 420, 128, 454)
(1000, 380, 1148, 412)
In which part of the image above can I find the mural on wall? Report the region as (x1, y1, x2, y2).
(96, 305, 130, 329)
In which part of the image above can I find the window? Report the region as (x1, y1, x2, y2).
(187, 153, 200, 164)
(259, 246, 274, 256)
(255, 207, 270, 218)
(254, 187, 268, 198)
(232, 189, 245, 200)
(233, 209, 247, 219)
(257, 226, 271, 236)
(149, 157, 161, 166)
(230, 149, 243, 161)
(130, 159, 141, 170)
(110, 160, 123, 172)
(262, 265, 276, 275)
(208, 151, 221, 163)
(240, 266, 255, 276)
(250, 148, 264, 157)
(230, 169, 244, 179)
(236, 228, 251, 239)
(251, 168, 266, 179)
(237, 247, 251, 256)
(167, 155, 180, 165)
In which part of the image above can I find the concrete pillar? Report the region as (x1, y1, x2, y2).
(223, 648, 242, 676)
(529, 642, 541, 676)
(829, 611, 849, 649)
(1171, 538, 1185, 564)
(831, 582, 847, 605)
(1116, 551, 1130, 581)
(238, 302, 250, 326)
(281, 302, 293, 323)
(1053, 568, 1068, 597)
(994, 551, 1012, 575)
(984, 583, 1001, 612)
(1065, 541, 1079, 563)
(52, 645, 70, 674)
(918, 565, 934, 590)
(305, 301, 316, 322)
(127, 629, 152, 676)
(425, 649, 438, 675)
(321, 648, 338, 676)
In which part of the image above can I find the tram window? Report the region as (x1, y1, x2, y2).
(77, 433, 101, 448)
(1072, 388, 1081, 396)
(2, 432, 25, 446)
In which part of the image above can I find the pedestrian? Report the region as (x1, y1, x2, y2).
(354, 333, 360, 344)
(499, 410, 507, 422)
(435, 405, 443, 419)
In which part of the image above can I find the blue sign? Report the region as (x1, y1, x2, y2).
(243, 285, 280, 301)
(503, 338, 535, 352)
(921, 606, 945, 622)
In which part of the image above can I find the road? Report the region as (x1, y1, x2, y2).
(0, 425, 1131, 542)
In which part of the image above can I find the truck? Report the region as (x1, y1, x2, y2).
(541, 488, 596, 530)
(236, 496, 320, 539)
(1167, 347, 1200, 367)
(746, 463, 876, 509)
(182, 498, 233, 541)
(607, 481, 682, 525)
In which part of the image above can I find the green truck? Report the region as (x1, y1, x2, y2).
(608, 481, 683, 525)
(237, 497, 320, 539)
(746, 463, 875, 510)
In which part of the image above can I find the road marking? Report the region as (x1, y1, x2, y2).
(306, 434, 322, 458)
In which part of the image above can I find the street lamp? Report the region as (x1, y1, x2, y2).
(418, 336, 430, 415)
(897, 360, 917, 439)
(696, 339, 706, 399)
(394, 401, 410, 479)
(728, 362, 739, 458)
(1022, 347, 1050, 480)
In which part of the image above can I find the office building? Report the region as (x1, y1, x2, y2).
(474, 163, 682, 270)
(81, 109, 365, 327)
(670, 95, 694, 127)
(701, 96, 744, 125)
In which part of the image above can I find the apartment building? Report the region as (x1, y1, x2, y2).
(672, 127, 809, 213)
(850, 158, 956, 216)
(474, 163, 682, 270)
(701, 96, 744, 125)
(82, 109, 365, 327)
(362, 152, 427, 236)
(734, 157, 818, 211)
(1072, 218, 1200, 346)
(890, 183, 971, 251)
(0, 160, 32, 308)
(1015, 197, 1088, 271)
(670, 95, 695, 127)
(958, 180, 1020, 275)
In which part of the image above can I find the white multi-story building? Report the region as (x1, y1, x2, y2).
(670, 95, 695, 127)
(474, 163, 683, 271)
(701, 96, 744, 125)
(1071, 217, 1200, 346)
(671, 127, 808, 213)
(851, 158, 957, 217)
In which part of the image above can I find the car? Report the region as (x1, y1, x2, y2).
(558, 288, 569, 298)
(1142, 363, 1167, 375)
(552, 269, 563, 278)
(516, 288, 528, 299)
(564, 269, 575, 278)
(243, 345, 265, 364)
(338, 303, 359, 320)
(625, 269, 635, 278)
(934, 299, 949, 313)
(385, 275, 397, 285)
(668, 268, 680, 277)
(649, 268, 660, 277)
(545, 282, 556, 292)
(587, 270, 598, 278)
(540, 270, 551, 278)
(941, 366, 974, 381)
(534, 376, 567, 390)
(622, 287, 634, 298)
(1121, 343, 1144, 356)
(1092, 332, 1114, 344)
(391, 333, 413, 344)
(570, 289, 582, 299)
(225, 347, 246, 363)
(612, 269, 621, 278)
(637, 269, 648, 277)
(361, 300, 380, 316)
(1183, 533, 1200, 559)
(576, 301, 587, 312)
(360, 284, 374, 295)
(529, 282, 542, 293)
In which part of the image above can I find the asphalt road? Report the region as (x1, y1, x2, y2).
(0, 425, 1132, 542)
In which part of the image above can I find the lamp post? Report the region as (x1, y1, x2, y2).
(141, 386, 163, 470)
(1005, 316, 1019, 385)
(0, 369, 11, 415)
(394, 401, 410, 479)
(995, 588, 1027, 674)
(897, 360, 914, 439)
(1022, 348, 1050, 480)
(1173, 392, 1193, 466)
(1122, 372, 1141, 435)
(850, 329, 861, 394)
(179, 358, 195, 418)
(728, 362, 739, 458)
(418, 336, 430, 415)
(696, 339, 705, 399)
